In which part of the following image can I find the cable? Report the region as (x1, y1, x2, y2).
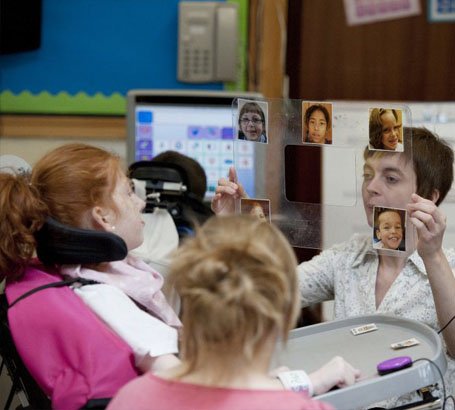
(412, 358, 451, 410)
(438, 314, 455, 334)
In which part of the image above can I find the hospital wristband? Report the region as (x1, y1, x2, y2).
(277, 370, 314, 397)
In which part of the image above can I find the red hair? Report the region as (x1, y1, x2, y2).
(0, 143, 121, 282)
(0, 174, 47, 282)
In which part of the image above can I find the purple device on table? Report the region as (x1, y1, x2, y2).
(377, 356, 412, 375)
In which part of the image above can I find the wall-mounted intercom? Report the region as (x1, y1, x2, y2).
(178, 1, 238, 83)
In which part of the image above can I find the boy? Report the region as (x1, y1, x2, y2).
(374, 208, 404, 250)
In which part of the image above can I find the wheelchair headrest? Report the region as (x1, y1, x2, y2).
(129, 161, 189, 191)
(35, 217, 128, 265)
(128, 160, 213, 235)
(129, 161, 189, 214)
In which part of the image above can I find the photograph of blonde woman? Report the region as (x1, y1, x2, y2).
(302, 102, 333, 145)
(369, 108, 403, 152)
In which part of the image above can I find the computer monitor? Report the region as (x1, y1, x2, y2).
(126, 89, 262, 199)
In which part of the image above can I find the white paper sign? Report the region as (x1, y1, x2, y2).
(344, 0, 421, 26)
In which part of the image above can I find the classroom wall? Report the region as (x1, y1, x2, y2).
(0, 0, 248, 118)
(0, 0, 226, 98)
(0, 0, 246, 165)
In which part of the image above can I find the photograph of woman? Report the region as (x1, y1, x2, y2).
(238, 100, 268, 144)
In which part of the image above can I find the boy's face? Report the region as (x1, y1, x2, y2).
(308, 109, 328, 143)
(376, 211, 403, 249)
(362, 153, 416, 227)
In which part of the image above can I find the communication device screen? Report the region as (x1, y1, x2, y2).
(127, 92, 257, 199)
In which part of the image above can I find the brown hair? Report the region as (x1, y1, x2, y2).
(238, 102, 266, 137)
(304, 104, 331, 129)
(364, 127, 454, 206)
(249, 201, 264, 213)
(168, 215, 298, 378)
(0, 143, 122, 282)
(369, 108, 399, 149)
(374, 207, 404, 231)
(0, 173, 48, 282)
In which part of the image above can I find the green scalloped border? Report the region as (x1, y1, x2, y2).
(0, 90, 126, 115)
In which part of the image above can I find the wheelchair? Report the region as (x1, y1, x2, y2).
(0, 293, 51, 410)
(0, 218, 133, 410)
(1, 160, 211, 409)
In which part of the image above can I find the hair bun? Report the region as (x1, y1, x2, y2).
(168, 215, 299, 366)
(179, 249, 254, 306)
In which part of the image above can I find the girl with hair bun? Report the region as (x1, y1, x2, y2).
(109, 215, 360, 410)
(0, 143, 181, 409)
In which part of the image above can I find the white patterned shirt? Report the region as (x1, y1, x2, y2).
(297, 233, 455, 406)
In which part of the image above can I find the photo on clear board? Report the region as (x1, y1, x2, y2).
(369, 108, 404, 152)
(302, 102, 333, 145)
(237, 99, 269, 144)
(240, 198, 271, 223)
(373, 206, 406, 252)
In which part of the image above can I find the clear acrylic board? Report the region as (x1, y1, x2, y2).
(233, 98, 417, 256)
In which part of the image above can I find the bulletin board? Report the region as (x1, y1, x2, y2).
(0, 0, 248, 116)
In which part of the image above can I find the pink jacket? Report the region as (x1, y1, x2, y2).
(6, 263, 139, 410)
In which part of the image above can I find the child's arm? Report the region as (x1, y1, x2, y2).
(308, 356, 361, 395)
(274, 356, 361, 396)
(211, 167, 247, 215)
(408, 193, 455, 357)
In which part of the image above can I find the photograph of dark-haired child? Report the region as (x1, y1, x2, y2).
(369, 108, 403, 152)
(240, 198, 270, 222)
(238, 100, 268, 144)
(373, 207, 406, 252)
(302, 102, 332, 144)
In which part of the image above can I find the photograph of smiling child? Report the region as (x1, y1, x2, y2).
(238, 100, 268, 144)
(369, 108, 404, 152)
(373, 207, 406, 252)
(240, 198, 271, 223)
(302, 102, 333, 144)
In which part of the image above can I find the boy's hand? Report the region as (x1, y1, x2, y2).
(211, 167, 248, 215)
(407, 193, 446, 259)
